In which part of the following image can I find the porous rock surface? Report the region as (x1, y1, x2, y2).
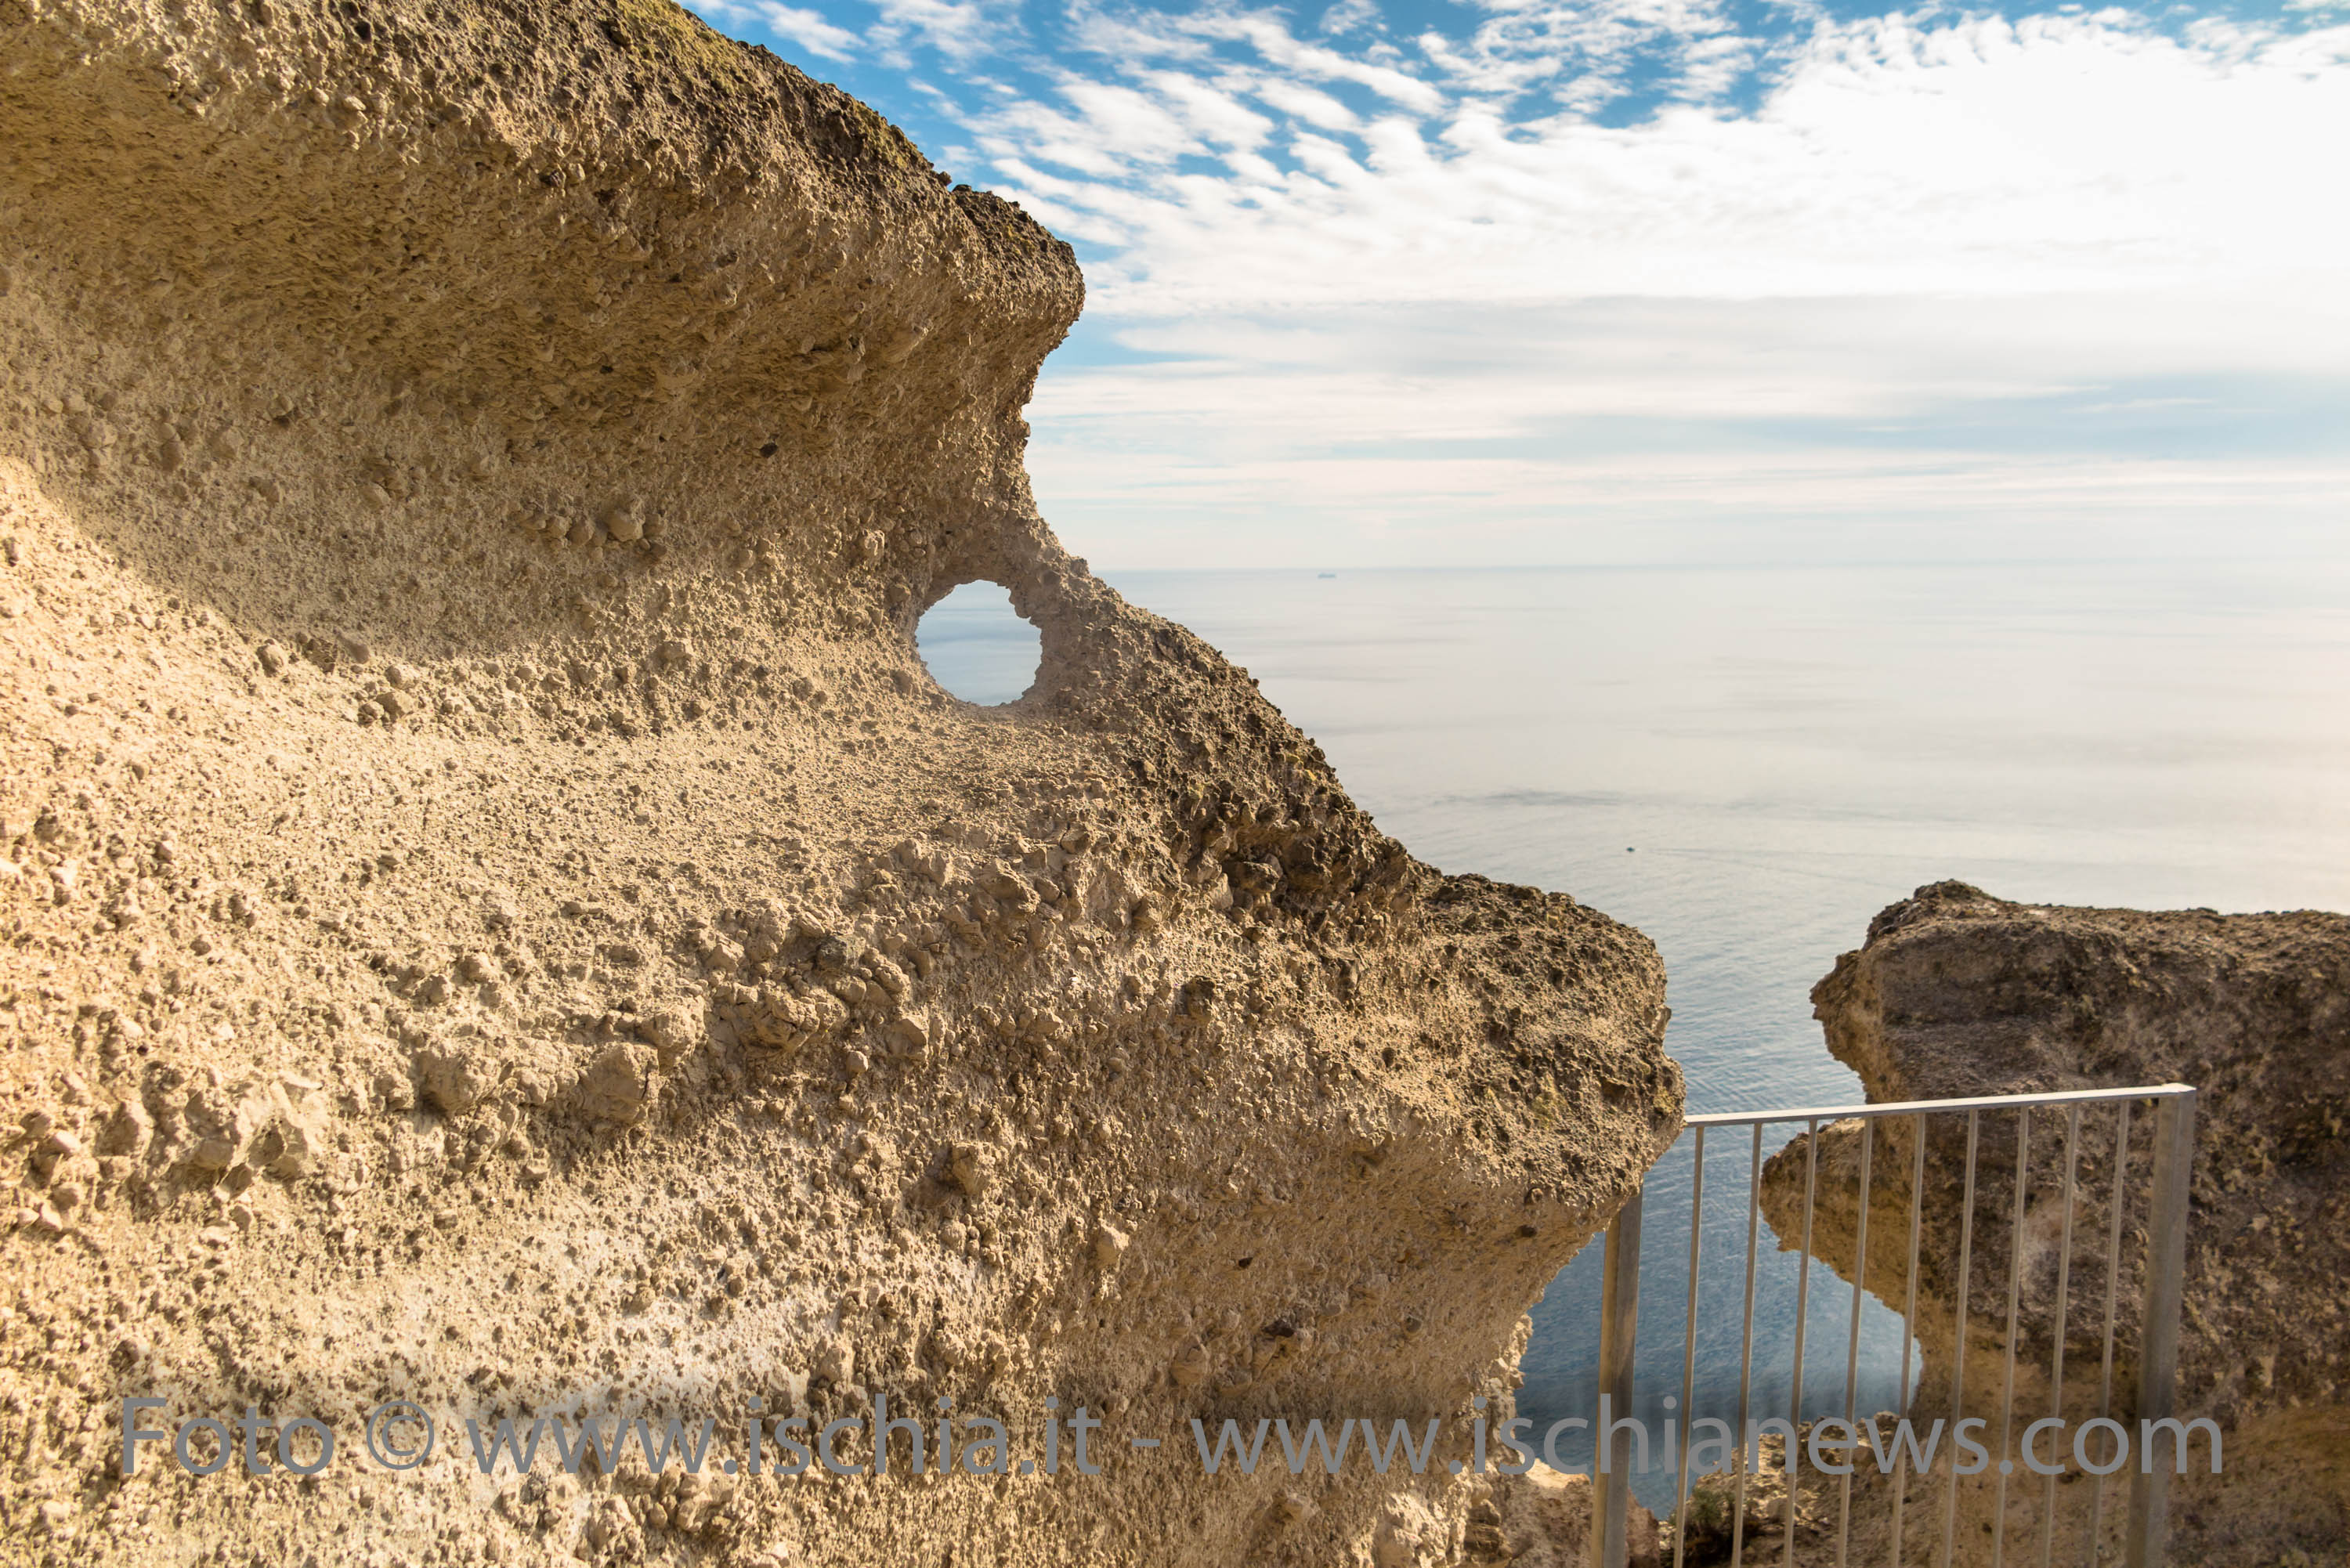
(0, 0, 1680, 1562)
(1752, 881, 2348, 1564)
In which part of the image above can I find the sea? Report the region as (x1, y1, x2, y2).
(916, 559, 2350, 1505)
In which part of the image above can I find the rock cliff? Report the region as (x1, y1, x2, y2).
(1754, 882, 2348, 1563)
(0, 0, 1679, 1562)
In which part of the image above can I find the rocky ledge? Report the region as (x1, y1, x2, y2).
(1753, 882, 2347, 1564)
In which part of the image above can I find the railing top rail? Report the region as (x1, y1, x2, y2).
(1679, 1082, 2193, 1129)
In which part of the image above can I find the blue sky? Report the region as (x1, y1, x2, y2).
(685, 0, 2350, 566)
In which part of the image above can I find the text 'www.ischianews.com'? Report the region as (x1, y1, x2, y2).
(117, 1394, 2222, 1481)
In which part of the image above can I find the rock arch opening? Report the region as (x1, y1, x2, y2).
(916, 580, 1042, 706)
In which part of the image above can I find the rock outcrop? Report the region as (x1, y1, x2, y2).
(1752, 882, 2348, 1564)
(0, 0, 1679, 1562)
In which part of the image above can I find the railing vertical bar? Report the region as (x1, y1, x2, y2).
(1939, 1109, 1981, 1568)
(1784, 1116, 1821, 1568)
(1991, 1108, 2032, 1568)
(2040, 1107, 2081, 1568)
(2087, 1101, 2134, 1566)
(2125, 1092, 2197, 1568)
(1889, 1111, 1927, 1568)
(1674, 1126, 1706, 1568)
(1732, 1123, 1764, 1568)
(1837, 1119, 1875, 1568)
(1593, 1186, 1643, 1568)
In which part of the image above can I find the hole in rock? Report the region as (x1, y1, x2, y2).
(916, 581, 1041, 706)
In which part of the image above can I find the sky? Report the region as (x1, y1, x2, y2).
(685, 0, 2350, 568)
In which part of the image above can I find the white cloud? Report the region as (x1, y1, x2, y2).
(1142, 69, 1279, 146)
(1065, 6, 1214, 63)
(1043, 294, 2350, 435)
(1021, 278, 2350, 565)
(987, 13, 2350, 317)
(696, 0, 862, 60)
(867, 0, 1006, 61)
(1193, 11, 1451, 112)
(1415, 0, 1750, 110)
(1251, 77, 1365, 129)
(1029, 390, 2350, 568)
(689, 0, 2350, 565)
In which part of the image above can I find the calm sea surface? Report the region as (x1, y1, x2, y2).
(920, 561, 2350, 1502)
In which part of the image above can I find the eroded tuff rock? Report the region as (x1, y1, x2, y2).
(1752, 882, 2348, 1565)
(0, 0, 1679, 1561)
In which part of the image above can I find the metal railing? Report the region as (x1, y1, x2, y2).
(1588, 1083, 2197, 1568)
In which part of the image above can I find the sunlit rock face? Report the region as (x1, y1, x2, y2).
(1765, 882, 2349, 1565)
(0, 1, 1678, 1560)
